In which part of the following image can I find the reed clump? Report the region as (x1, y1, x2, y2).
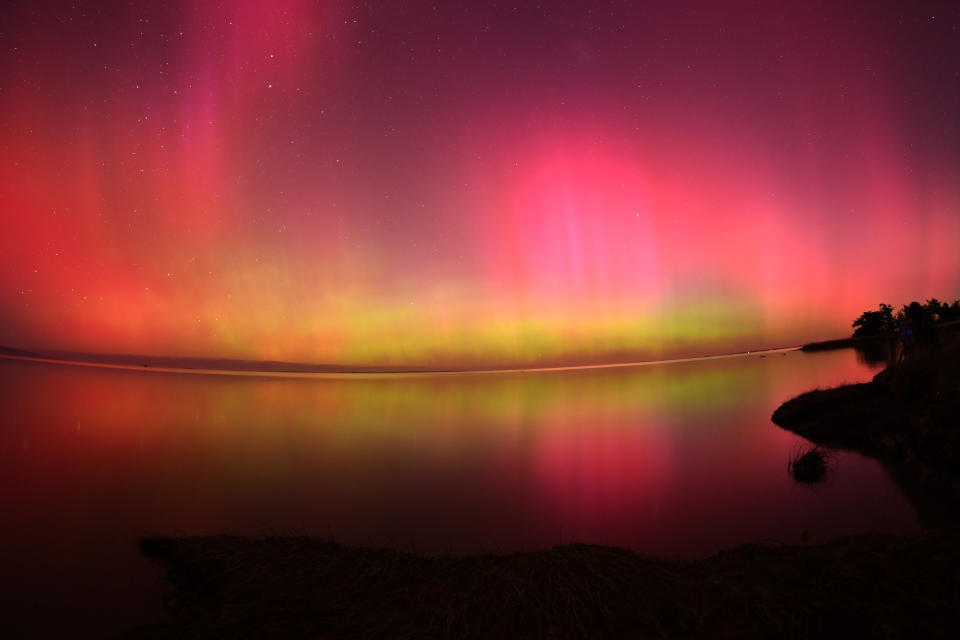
(789, 447, 830, 484)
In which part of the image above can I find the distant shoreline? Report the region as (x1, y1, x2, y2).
(12, 323, 958, 377)
(0, 344, 800, 378)
(6, 322, 960, 370)
(800, 319, 960, 352)
(800, 333, 892, 351)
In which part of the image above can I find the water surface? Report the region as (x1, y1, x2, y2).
(0, 349, 920, 636)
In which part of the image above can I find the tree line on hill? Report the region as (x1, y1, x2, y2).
(851, 299, 960, 338)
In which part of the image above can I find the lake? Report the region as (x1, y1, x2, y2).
(0, 348, 920, 637)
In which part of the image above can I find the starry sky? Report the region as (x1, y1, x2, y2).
(1, 0, 958, 367)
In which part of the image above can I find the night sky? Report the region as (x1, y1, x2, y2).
(1, 0, 958, 367)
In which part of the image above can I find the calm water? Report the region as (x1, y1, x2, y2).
(1, 349, 920, 636)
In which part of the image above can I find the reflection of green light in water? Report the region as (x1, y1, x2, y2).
(2, 352, 770, 449)
(286, 357, 770, 442)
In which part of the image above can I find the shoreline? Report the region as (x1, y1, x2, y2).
(772, 341, 960, 525)
(799, 333, 892, 351)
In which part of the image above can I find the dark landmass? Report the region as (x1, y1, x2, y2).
(800, 332, 893, 352)
(774, 341, 960, 524)
(128, 530, 960, 639)
(803, 297, 960, 353)
(801, 318, 960, 352)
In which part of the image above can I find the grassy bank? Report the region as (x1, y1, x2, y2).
(129, 530, 960, 639)
(773, 341, 960, 519)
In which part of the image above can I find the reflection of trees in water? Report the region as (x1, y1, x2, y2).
(854, 326, 960, 368)
(853, 340, 899, 367)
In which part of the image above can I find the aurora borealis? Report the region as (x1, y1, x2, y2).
(1, 0, 958, 367)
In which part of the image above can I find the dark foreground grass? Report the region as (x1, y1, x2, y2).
(129, 529, 960, 639)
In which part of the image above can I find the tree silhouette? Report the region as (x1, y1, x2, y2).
(851, 298, 959, 338)
(852, 303, 897, 337)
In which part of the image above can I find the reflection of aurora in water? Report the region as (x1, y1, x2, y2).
(0, 347, 921, 635)
(2, 349, 915, 550)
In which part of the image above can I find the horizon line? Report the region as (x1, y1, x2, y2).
(0, 345, 802, 379)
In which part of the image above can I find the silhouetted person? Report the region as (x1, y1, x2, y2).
(910, 301, 943, 349)
(899, 317, 915, 361)
(906, 302, 929, 344)
(928, 312, 941, 348)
